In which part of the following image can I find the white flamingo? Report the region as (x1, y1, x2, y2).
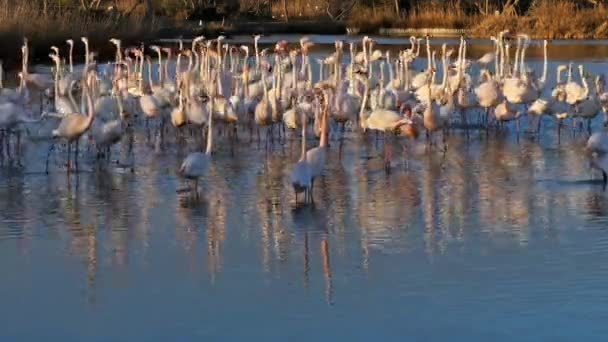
(179, 95, 215, 196)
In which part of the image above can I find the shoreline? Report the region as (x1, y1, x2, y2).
(159, 20, 608, 40)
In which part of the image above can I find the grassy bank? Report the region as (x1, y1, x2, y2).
(167, 0, 608, 40)
(2, 0, 608, 69)
(345, 0, 608, 39)
(0, 1, 156, 68)
(472, 1, 608, 39)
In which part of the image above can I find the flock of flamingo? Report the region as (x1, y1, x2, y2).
(1, 31, 608, 203)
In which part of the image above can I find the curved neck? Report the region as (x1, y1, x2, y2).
(306, 62, 312, 88)
(243, 68, 250, 97)
(300, 111, 307, 159)
(426, 38, 431, 71)
(319, 92, 329, 148)
(53, 59, 60, 97)
(262, 71, 269, 102)
(292, 58, 297, 91)
(363, 39, 369, 67)
(580, 67, 590, 97)
(187, 53, 193, 72)
(441, 53, 448, 89)
(505, 44, 511, 77)
(494, 40, 500, 76)
(147, 60, 155, 89)
(85, 85, 95, 126)
(164, 52, 171, 82)
(84, 42, 89, 71)
(540, 41, 548, 85)
(68, 83, 77, 110)
(206, 97, 214, 154)
(456, 39, 463, 70)
(514, 39, 521, 75)
(499, 38, 505, 79)
(319, 62, 324, 81)
(255, 39, 260, 68)
(359, 81, 369, 128)
(388, 56, 395, 84)
(192, 49, 200, 75)
(69, 45, 74, 73)
(157, 52, 163, 83)
(520, 41, 528, 77)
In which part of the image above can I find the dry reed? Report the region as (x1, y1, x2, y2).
(0, 0, 154, 67)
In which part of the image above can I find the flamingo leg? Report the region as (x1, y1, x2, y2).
(75, 139, 80, 172)
(46, 143, 56, 174)
(0, 130, 4, 161)
(66, 142, 71, 173)
(5, 131, 11, 160)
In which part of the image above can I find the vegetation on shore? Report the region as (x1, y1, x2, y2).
(0, 0, 155, 66)
(1, 0, 608, 65)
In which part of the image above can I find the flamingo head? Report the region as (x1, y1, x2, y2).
(289, 49, 299, 59)
(150, 45, 161, 53)
(302, 41, 315, 54)
(50, 46, 59, 55)
(370, 50, 384, 62)
(81, 37, 89, 44)
(274, 40, 289, 54)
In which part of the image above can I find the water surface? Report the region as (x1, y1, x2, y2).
(2, 35, 608, 341)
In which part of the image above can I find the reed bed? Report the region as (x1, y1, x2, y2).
(0, 0, 154, 67)
(265, 0, 608, 39)
(475, 0, 608, 39)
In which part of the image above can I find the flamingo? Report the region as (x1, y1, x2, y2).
(91, 93, 127, 162)
(291, 110, 312, 204)
(305, 88, 331, 199)
(179, 94, 215, 196)
(46, 76, 95, 173)
(587, 126, 608, 188)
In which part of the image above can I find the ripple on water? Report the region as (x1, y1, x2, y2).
(3, 37, 608, 340)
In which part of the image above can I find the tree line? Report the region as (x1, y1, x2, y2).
(14, 0, 608, 20)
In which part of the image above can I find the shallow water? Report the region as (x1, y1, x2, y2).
(3, 36, 608, 340)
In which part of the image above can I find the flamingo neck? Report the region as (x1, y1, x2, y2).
(319, 101, 328, 148)
(359, 81, 369, 128)
(514, 39, 521, 76)
(69, 46, 74, 73)
(540, 41, 548, 86)
(300, 112, 307, 160)
(426, 38, 431, 71)
(206, 97, 214, 155)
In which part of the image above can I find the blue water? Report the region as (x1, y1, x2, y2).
(2, 36, 608, 340)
